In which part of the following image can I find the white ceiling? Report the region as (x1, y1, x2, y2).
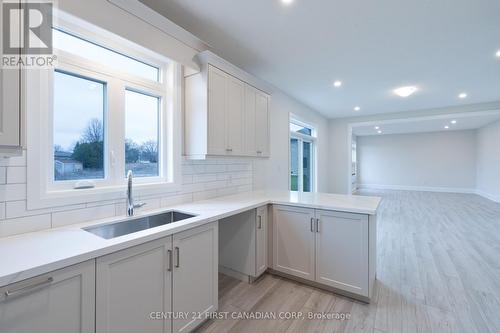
(139, 0, 500, 119)
(352, 111, 500, 136)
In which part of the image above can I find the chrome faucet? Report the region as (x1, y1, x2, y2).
(127, 170, 146, 217)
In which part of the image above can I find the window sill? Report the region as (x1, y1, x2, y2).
(27, 180, 180, 211)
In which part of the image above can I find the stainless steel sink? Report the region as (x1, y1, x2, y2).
(83, 211, 196, 239)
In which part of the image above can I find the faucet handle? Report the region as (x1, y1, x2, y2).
(133, 202, 146, 209)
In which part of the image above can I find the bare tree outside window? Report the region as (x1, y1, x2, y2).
(81, 118, 104, 143)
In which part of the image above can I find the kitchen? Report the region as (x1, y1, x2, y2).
(1, 1, 500, 333)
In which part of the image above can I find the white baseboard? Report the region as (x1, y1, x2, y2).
(359, 184, 500, 204)
(358, 184, 476, 194)
(475, 190, 500, 204)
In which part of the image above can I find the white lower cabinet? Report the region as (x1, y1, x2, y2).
(273, 205, 371, 298)
(172, 222, 218, 333)
(0, 260, 95, 333)
(273, 205, 316, 280)
(96, 222, 218, 333)
(315, 210, 369, 296)
(255, 206, 268, 277)
(96, 237, 173, 333)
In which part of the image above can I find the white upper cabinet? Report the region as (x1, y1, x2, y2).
(254, 89, 270, 157)
(0, 2, 22, 155)
(207, 65, 227, 156)
(244, 85, 270, 157)
(224, 73, 245, 155)
(185, 51, 271, 159)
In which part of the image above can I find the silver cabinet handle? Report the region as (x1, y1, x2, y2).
(175, 246, 180, 268)
(5, 277, 53, 298)
(316, 218, 320, 233)
(256, 150, 262, 154)
(310, 218, 315, 232)
(167, 249, 173, 271)
(257, 215, 262, 229)
(226, 148, 233, 152)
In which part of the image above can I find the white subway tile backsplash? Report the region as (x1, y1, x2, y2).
(0, 184, 26, 202)
(0, 151, 27, 167)
(0, 167, 6, 184)
(52, 204, 116, 228)
(0, 158, 253, 237)
(205, 164, 226, 173)
(161, 193, 193, 207)
(193, 173, 218, 183)
(6, 167, 27, 184)
(0, 214, 51, 238)
(0, 202, 5, 220)
(193, 189, 218, 201)
(182, 175, 194, 184)
(6, 200, 86, 219)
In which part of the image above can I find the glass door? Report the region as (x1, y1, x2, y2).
(302, 141, 312, 192)
(290, 137, 314, 192)
(290, 138, 299, 191)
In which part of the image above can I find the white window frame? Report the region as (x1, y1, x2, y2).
(27, 13, 182, 210)
(289, 117, 317, 193)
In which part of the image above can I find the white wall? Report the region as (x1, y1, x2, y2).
(357, 130, 477, 191)
(476, 120, 500, 202)
(328, 102, 500, 194)
(253, 91, 330, 192)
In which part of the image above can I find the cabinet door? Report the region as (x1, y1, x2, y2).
(0, 260, 95, 333)
(315, 210, 369, 297)
(255, 90, 269, 157)
(207, 65, 227, 155)
(256, 205, 268, 277)
(243, 85, 257, 156)
(96, 238, 172, 333)
(225, 75, 245, 155)
(0, 2, 21, 148)
(173, 222, 218, 333)
(273, 205, 315, 280)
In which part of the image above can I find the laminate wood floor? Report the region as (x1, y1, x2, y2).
(194, 190, 500, 333)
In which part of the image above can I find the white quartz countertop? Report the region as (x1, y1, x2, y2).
(0, 191, 381, 287)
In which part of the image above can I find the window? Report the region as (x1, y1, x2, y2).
(125, 89, 160, 178)
(53, 29, 160, 82)
(290, 119, 316, 192)
(53, 71, 106, 181)
(27, 19, 180, 209)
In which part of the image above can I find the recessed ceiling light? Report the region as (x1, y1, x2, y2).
(354, 106, 361, 111)
(281, 0, 293, 4)
(496, 50, 500, 57)
(444, 125, 450, 129)
(451, 120, 457, 124)
(374, 126, 380, 130)
(458, 93, 467, 99)
(393, 86, 418, 98)
(377, 130, 382, 134)
(333, 80, 342, 88)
